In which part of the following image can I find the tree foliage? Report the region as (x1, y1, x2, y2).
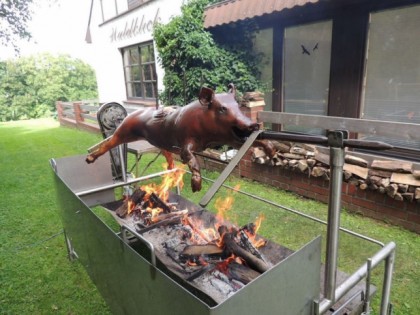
(153, 0, 263, 105)
(0, 53, 98, 121)
(0, 0, 34, 53)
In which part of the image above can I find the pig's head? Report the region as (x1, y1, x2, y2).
(199, 84, 260, 144)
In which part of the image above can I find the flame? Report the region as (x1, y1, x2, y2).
(216, 254, 236, 273)
(183, 216, 216, 244)
(215, 184, 240, 222)
(244, 214, 267, 248)
(140, 164, 185, 203)
(127, 199, 135, 215)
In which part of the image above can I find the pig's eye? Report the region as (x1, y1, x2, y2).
(219, 106, 227, 114)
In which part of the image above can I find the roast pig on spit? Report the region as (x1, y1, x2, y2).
(86, 84, 274, 192)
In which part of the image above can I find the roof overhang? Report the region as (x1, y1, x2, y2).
(204, 0, 321, 29)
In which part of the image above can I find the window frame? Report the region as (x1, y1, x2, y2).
(122, 42, 158, 101)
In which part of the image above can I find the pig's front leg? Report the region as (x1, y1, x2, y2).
(180, 143, 201, 192)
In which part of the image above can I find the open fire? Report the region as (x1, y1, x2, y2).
(111, 164, 290, 304)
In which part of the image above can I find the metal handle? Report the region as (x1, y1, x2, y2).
(121, 225, 156, 267)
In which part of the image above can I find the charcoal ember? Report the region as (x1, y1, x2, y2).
(179, 225, 193, 240)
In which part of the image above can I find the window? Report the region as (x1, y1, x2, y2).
(128, 0, 153, 10)
(100, 0, 127, 22)
(282, 20, 332, 134)
(361, 5, 420, 151)
(122, 42, 158, 100)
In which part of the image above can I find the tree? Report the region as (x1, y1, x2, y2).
(0, 0, 34, 54)
(153, 0, 264, 105)
(0, 53, 98, 121)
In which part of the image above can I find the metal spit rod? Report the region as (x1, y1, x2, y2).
(75, 168, 179, 197)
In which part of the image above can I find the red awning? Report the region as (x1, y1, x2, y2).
(204, 0, 320, 28)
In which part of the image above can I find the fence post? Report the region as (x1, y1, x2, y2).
(56, 101, 64, 122)
(73, 101, 83, 127)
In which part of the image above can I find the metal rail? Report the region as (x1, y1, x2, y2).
(196, 174, 385, 247)
(75, 168, 179, 197)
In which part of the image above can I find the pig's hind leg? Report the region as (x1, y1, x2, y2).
(86, 124, 145, 164)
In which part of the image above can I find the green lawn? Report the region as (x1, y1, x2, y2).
(0, 118, 419, 314)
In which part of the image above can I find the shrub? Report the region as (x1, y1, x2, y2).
(154, 0, 263, 105)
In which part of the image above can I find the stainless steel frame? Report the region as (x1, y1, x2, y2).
(51, 153, 321, 315)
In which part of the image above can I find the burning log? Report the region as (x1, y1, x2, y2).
(238, 229, 270, 268)
(186, 263, 216, 281)
(218, 226, 269, 274)
(116, 188, 146, 218)
(156, 209, 188, 220)
(181, 244, 224, 259)
(149, 192, 171, 213)
(227, 262, 261, 284)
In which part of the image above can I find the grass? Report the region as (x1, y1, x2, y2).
(0, 118, 419, 314)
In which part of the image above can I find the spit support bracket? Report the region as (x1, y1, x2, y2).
(121, 224, 157, 268)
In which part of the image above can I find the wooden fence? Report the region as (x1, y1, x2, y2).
(56, 100, 102, 134)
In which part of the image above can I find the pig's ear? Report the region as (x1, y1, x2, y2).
(227, 83, 236, 97)
(199, 87, 214, 108)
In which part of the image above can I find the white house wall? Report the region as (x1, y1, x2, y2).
(89, 0, 185, 104)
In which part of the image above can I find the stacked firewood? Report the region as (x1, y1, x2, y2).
(240, 91, 265, 107)
(251, 141, 420, 203)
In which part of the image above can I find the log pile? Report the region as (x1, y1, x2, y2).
(241, 91, 265, 108)
(251, 141, 420, 203)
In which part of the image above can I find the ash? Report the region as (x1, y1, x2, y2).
(143, 224, 248, 304)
